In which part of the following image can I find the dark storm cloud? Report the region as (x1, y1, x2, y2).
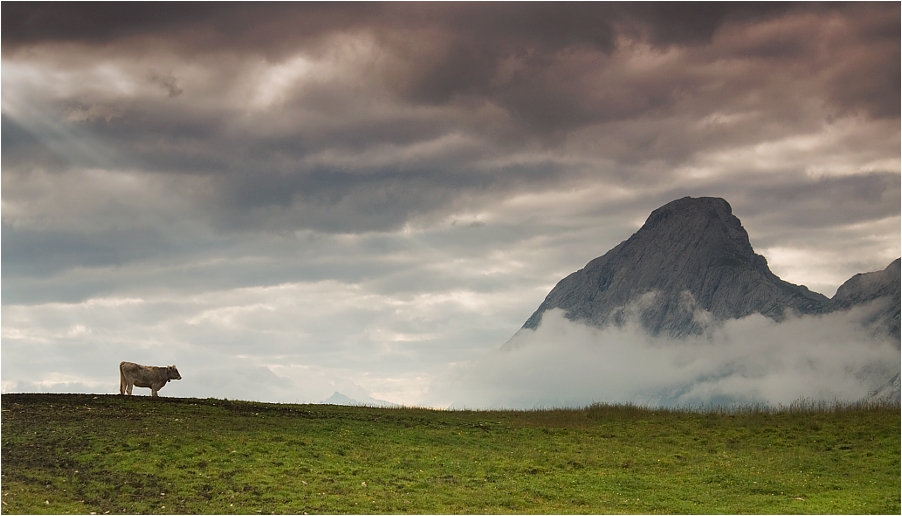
(210, 158, 569, 233)
(6, 2, 896, 135)
(820, 3, 901, 119)
(0, 3, 618, 50)
(397, 3, 897, 128)
(8, 2, 893, 121)
(0, 3, 805, 55)
(1, 223, 172, 277)
(2, 2, 897, 242)
(1, 2, 376, 54)
(740, 172, 900, 228)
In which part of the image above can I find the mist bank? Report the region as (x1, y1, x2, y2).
(439, 306, 900, 410)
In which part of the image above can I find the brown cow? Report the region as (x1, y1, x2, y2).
(119, 361, 182, 397)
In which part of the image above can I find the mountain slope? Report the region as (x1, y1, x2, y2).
(517, 196, 827, 339)
(823, 258, 900, 340)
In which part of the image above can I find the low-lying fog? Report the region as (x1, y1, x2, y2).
(435, 306, 900, 410)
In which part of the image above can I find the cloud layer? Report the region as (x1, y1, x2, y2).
(443, 308, 900, 409)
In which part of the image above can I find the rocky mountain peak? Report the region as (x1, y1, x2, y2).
(517, 196, 828, 339)
(641, 196, 747, 248)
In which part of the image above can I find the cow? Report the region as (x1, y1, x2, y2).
(119, 361, 182, 397)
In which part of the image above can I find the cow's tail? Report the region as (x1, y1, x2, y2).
(119, 361, 126, 395)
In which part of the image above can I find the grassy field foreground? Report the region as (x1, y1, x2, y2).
(1, 394, 899, 514)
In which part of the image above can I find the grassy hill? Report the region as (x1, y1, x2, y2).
(1, 393, 898, 514)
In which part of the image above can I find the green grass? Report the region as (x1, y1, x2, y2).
(2, 394, 898, 514)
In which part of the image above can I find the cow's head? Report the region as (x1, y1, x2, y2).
(167, 365, 182, 381)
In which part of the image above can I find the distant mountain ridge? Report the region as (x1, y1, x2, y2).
(822, 258, 900, 340)
(319, 391, 400, 408)
(511, 196, 899, 343)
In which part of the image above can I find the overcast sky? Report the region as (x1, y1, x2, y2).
(2, 2, 899, 407)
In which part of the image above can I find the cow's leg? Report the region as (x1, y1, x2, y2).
(151, 388, 158, 397)
(120, 374, 126, 395)
(126, 383, 133, 395)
